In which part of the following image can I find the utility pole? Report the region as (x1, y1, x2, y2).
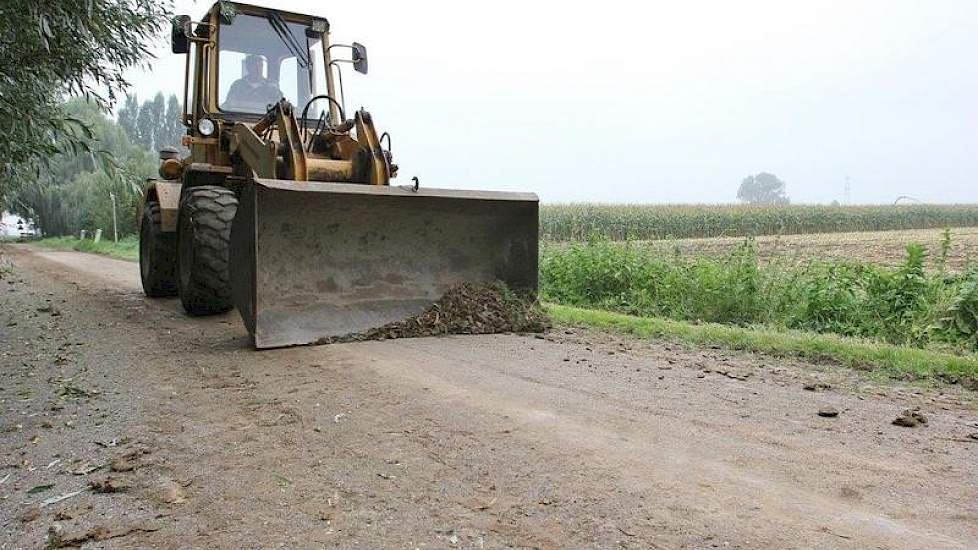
(844, 176, 851, 205)
(109, 192, 118, 243)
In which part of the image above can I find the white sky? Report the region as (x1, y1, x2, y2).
(126, 0, 978, 204)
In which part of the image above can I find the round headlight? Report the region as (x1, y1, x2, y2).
(197, 118, 215, 136)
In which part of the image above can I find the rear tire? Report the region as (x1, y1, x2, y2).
(139, 200, 177, 297)
(177, 186, 238, 315)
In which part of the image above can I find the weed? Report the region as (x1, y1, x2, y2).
(541, 236, 978, 353)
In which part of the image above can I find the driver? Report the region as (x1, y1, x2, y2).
(223, 55, 283, 110)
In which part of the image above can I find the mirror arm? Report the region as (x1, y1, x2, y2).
(185, 20, 214, 37)
(327, 43, 367, 74)
(328, 61, 347, 119)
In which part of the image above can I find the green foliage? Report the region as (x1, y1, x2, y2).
(0, 0, 169, 204)
(35, 235, 139, 261)
(737, 172, 789, 205)
(7, 99, 156, 237)
(117, 92, 186, 153)
(548, 304, 978, 381)
(117, 94, 141, 143)
(541, 238, 978, 353)
(164, 94, 185, 150)
(540, 203, 978, 241)
(938, 268, 978, 348)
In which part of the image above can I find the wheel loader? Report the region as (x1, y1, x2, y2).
(138, 2, 538, 348)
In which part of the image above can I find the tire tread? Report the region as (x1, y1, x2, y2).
(177, 186, 238, 315)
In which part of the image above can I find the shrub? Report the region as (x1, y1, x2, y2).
(541, 238, 978, 353)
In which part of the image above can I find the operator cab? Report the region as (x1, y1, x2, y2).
(217, 12, 327, 117)
(172, 2, 368, 133)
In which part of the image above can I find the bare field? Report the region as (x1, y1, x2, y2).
(643, 226, 978, 271)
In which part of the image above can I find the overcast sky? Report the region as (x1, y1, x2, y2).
(126, 1, 978, 204)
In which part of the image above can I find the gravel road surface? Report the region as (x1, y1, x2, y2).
(1, 244, 976, 549)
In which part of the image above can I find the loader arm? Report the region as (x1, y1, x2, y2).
(354, 110, 391, 185)
(229, 100, 308, 181)
(228, 100, 392, 185)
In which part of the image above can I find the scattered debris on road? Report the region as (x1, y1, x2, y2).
(27, 483, 55, 495)
(318, 283, 550, 344)
(89, 476, 130, 493)
(48, 523, 159, 548)
(53, 503, 93, 521)
(40, 489, 85, 508)
(36, 305, 61, 316)
(157, 480, 187, 504)
(19, 506, 41, 523)
(892, 407, 928, 428)
(58, 383, 99, 399)
(110, 447, 151, 472)
(68, 463, 102, 476)
(818, 407, 840, 418)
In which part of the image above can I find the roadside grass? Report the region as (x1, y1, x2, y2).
(547, 303, 978, 382)
(34, 236, 138, 262)
(540, 237, 978, 354)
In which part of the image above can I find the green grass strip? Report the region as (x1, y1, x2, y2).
(33, 236, 138, 262)
(546, 303, 978, 380)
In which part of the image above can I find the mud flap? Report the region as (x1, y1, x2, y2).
(230, 180, 538, 349)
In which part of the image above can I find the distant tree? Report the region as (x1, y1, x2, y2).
(117, 94, 140, 142)
(134, 102, 154, 151)
(163, 95, 186, 150)
(148, 92, 167, 151)
(737, 173, 790, 205)
(133, 93, 167, 152)
(122, 93, 184, 153)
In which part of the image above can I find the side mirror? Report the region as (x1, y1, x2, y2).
(171, 15, 191, 54)
(352, 42, 368, 74)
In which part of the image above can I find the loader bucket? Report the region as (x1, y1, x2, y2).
(230, 180, 538, 349)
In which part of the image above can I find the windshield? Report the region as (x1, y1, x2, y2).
(217, 13, 326, 117)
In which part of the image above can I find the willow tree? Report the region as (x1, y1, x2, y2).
(0, 0, 170, 207)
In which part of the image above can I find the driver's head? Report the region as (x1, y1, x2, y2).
(243, 55, 265, 81)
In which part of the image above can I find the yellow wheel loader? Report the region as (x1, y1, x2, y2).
(138, 2, 538, 348)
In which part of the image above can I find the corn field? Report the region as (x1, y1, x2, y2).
(540, 204, 978, 241)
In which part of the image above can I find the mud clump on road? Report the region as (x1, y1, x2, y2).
(320, 282, 550, 344)
(892, 407, 928, 428)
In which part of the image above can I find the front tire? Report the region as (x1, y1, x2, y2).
(176, 186, 238, 315)
(139, 200, 177, 297)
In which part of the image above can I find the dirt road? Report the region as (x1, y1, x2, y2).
(2, 244, 977, 549)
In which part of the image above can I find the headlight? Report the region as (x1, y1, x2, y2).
(197, 118, 215, 136)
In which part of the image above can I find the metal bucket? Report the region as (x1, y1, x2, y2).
(230, 179, 538, 348)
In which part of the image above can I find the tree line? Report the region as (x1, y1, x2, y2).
(6, 93, 185, 238)
(118, 93, 186, 154)
(0, 0, 169, 211)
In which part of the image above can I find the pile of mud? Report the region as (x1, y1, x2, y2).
(320, 282, 550, 343)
